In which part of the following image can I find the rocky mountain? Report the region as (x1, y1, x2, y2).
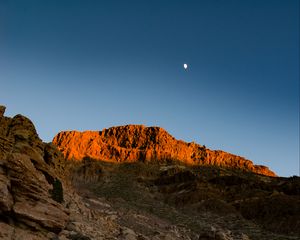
(1, 106, 196, 239)
(0, 105, 68, 239)
(1, 105, 299, 240)
(53, 125, 275, 177)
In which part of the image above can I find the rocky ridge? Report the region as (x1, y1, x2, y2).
(0, 106, 170, 239)
(2, 105, 298, 240)
(1, 105, 249, 240)
(53, 125, 275, 177)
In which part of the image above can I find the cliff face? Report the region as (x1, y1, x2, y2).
(0, 106, 129, 239)
(52, 125, 276, 177)
(0, 106, 69, 239)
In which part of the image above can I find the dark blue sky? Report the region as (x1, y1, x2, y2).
(0, 0, 299, 176)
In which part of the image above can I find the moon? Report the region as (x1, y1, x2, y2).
(183, 63, 188, 70)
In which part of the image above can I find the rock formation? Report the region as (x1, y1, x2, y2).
(53, 125, 276, 177)
(1, 105, 299, 239)
(0, 106, 69, 239)
(0, 106, 132, 239)
(0, 106, 226, 239)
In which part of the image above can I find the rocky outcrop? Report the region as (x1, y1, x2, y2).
(0, 107, 123, 239)
(2, 105, 298, 239)
(0, 106, 205, 239)
(0, 106, 70, 238)
(53, 125, 276, 176)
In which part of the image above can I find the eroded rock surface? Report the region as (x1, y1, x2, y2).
(53, 125, 276, 176)
(0, 106, 70, 238)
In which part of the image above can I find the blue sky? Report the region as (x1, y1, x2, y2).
(0, 0, 299, 176)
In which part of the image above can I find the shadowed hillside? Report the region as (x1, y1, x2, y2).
(68, 157, 300, 239)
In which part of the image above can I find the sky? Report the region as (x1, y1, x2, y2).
(0, 0, 299, 177)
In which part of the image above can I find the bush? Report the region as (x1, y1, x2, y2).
(51, 178, 64, 203)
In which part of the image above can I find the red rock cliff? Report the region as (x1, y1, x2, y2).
(52, 125, 276, 177)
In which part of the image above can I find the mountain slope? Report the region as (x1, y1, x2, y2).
(53, 125, 276, 177)
(1, 105, 299, 239)
(1, 106, 169, 239)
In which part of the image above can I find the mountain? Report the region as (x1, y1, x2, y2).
(1, 106, 193, 239)
(1, 105, 299, 240)
(53, 125, 276, 177)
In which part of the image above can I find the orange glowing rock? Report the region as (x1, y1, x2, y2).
(52, 125, 276, 177)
